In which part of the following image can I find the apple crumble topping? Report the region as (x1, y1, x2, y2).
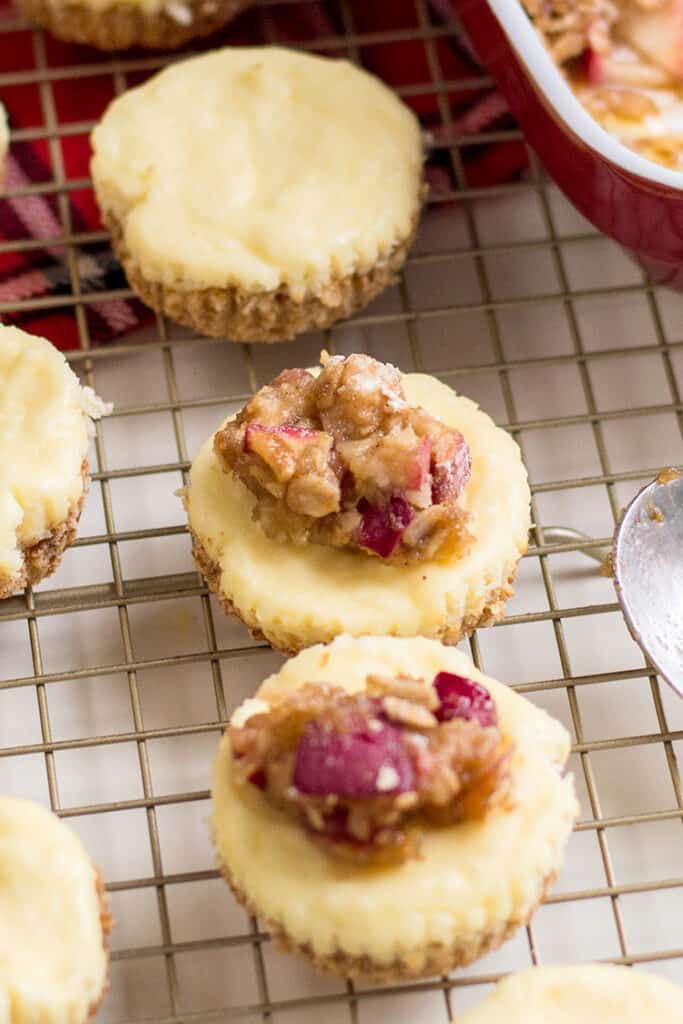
(214, 353, 473, 564)
(522, 0, 619, 65)
(522, 0, 683, 169)
(230, 673, 511, 866)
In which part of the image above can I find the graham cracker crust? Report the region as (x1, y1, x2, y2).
(0, 461, 88, 600)
(16, 0, 254, 50)
(189, 527, 525, 654)
(100, 208, 419, 343)
(88, 870, 113, 1022)
(218, 854, 556, 982)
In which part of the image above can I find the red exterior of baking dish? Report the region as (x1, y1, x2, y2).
(452, 0, 683, 286)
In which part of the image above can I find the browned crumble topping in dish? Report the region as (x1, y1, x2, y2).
(522, 0, 619, 64)
(229, 672, 511, 866)
(214, 353, 473, 564)
(523, 0, 683, 170)
(581, 86, 659, 121)
(629, 132, 683, 167)
(522, 0, 672, 67)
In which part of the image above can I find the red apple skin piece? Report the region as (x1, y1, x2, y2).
(357, 496, 414, 559)
(242, 423, 318, 454)
(407, 436, 432, 491)
(433, 672, 497, 728)
(583, 47, 607, 85)
(617, 1, 683, 78)
(431, 435, 472, 504)
(293, 716, 415, 797)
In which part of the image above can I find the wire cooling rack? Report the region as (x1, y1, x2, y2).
(1, 1, 683, 1021)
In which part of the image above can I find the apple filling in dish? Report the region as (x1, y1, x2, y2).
(523, 0, 683, 169)
(214, 353, 473, 564)
(229, 671, 510, 866)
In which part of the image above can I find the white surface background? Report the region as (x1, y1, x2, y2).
(1, 51, 683, 1024)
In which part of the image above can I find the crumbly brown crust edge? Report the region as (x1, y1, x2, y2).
(218, 853, 555, 982)
(189, 528, 525, 655)
(15, 0, 254, 50)
(100, 207, 418, 343)
(89, 871, 113, 1022)
(0, 461, 88, 600)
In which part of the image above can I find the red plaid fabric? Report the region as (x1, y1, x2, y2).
(0, 0, 526, 350)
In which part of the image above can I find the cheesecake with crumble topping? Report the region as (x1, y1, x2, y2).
(186, 352, 531, 652)
(0, 326, 111, 598)
(212, 635, 577, 981)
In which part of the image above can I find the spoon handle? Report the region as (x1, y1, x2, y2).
(536, 526, 610, 565)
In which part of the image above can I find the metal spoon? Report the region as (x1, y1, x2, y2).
(542, 468, 683, 697)
(613, 470, 683, 697)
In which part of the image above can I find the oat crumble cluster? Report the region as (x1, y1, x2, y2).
(230, 673, 511, 866)
(214, 353, 473, 564)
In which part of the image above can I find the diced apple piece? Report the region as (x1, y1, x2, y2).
(433, 672, 497, 728)
(243, 423, 318, 452)
(248, 769, 267, 790)
(405, 436, 433, 508)
(356, 495, 414, 558)
(583, 46, 607, 85)
(293, 717, 414, 796)
(408, 436, 432, 491)
(431, 433, 472, 504)
(348, 433, 432, 499)
(617, 0, 683, 78)
(242, 423, 323, 482)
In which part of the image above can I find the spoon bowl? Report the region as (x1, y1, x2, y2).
(613, 470, 683, 697)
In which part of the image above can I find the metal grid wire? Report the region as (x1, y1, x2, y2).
(0, 0, 682, 1020)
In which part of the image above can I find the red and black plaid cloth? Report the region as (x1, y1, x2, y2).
(0, 0, 527, 350)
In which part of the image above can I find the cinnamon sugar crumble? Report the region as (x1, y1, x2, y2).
(367, 672, 440, 709)
(380, 695, 438, 729)
(600, 550, 615, 578)
(656, 466, 682, 483)
(214, 353, 473, 564)
(229, 676, 511, 866)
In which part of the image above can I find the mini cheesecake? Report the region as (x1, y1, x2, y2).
(212, 635, 577, 981)
(458, 964, 683, 1022)
(91, 47, 424, 342)
(186, 353, 531, 652)
(0, 796, 111, 1023)
(16, 0, 255, 51)
(0, 326, 111, 598)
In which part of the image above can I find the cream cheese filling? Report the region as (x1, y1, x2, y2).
(212, 635, 577, 966)
(187, 373, 531, 649)
(458, 964, 683, 1023)
(0, 796, 107, 1024)
(0, 326, 110, 579)
(91, 47, 424, 294)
